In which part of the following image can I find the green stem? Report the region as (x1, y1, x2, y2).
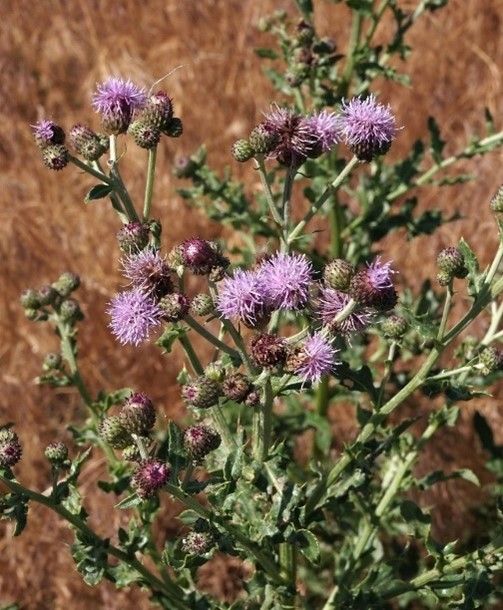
(288, 156, 359, 247)
(436, 282, 454, 341)
(376, 341, 397, 408)
(282, 166, 297, 244)
(329, 197, 343, 259)
(0, 475, 190, 609)
(57, 322, 93, 407)
(254, 156, 285, 232)
(315, 376, 329, 417)
(279, 542, 297, 608)
(340, 9, 362, 97)
(143, 147, 157, 221)
(178, 332, 204, 376)
(211, 402, 238, 451)
(252, 377, 274, 461)
(109, 163, 140, 223)
(184, 314, 240, 359)
(69, 155, 114, 185)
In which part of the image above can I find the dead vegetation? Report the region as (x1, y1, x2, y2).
(1, 0, 503, 607)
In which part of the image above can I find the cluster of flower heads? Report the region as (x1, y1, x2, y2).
(108, 235, 229, 346)
(213, 252, 397, 385)
(232, 94, 399, 167)
(32, 77, 183, 170)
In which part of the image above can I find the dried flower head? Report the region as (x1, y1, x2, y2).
(108, 289, 163, 346)
(92, 77, 147, 134)
(337, 94, 398, 161)
(258, 252, 313, 311)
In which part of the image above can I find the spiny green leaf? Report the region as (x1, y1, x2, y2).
(84, 184, 113, 203)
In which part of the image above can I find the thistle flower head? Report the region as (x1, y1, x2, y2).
(350, 257, 398, 310)
(251, 333, 287, 368)
(263, 104, 316, 167)
(258, 252, 313, 311)
(305, 110, 339, 156)
(116, 222, 150, 254)
(131, 459, 170, 499)
(216, 268, 269, 327)
(293, 332, 338, 385)
(178, 238, 218, 275)
(108, 289, 163, 346)
(183, 424, 221, 463)
(119, 392, 156, 435)
(32, 119, 65, 149)
(92, 77, 147, 134)
(122, 249, 173, 299)
(337, 94, 398, 161)
(318, 286, 375, 335)
(0, 429, 22, 468)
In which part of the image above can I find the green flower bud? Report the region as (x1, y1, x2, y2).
(42, 352, 62, 371)
(119, 393, 156, 435)
(190, 294, 214, 316)
(324, 259, 354, 291)
(128, 119, 161, 149)
(479, 346, 503, 375)
(182, 376, 221, 409)
(249, 124, 279, 155)
(20, 288, 40, 310)
(182, 530, 216, 555)
(37, 284, 57, 306)
(99, 416, 132, 449)
(381, 314, 408, 339)
(231, 139, 254, 163)
(0, 429, 22, 468)
(437, 247, 467, 278)
(53, 272, 80, 297)
(183, 424, 221, 463)
(490, 185, 503, 213)
(59, 298, 83, 325)
(44, 441, 69, 466)
(42, 144, 69, 171)
(222, 373, 252, 403)
(69, 124, 107, 161)
(159, 293, 190, 322)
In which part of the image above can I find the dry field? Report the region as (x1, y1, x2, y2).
(1, 0, 503, 607)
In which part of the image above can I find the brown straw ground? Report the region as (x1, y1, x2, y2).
(1, 0, 503, 607)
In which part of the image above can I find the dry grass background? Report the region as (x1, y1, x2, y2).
(1, 0, 503, 607)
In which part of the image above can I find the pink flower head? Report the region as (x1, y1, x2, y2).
(108, 289, 163, 346)
(350, 257, 398, 311)
(258, 252, 313, 311)
(305, 110, 339, 156)
(318, 286, 375, 335)
(32, 119, 65, 148)
(294, 332, 338, 385)
(131, 459, 170, 499)
(121, 249, 173, 299)
(337, 94, 398, 161)
(263, 104, 316, 167)
(216, 268, 269, 327)
(92, 77, 147, 134)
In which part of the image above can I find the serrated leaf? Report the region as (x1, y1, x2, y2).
(290, 528, 320, 564)
(427, 116, 445, 164)
(84, 184, 113, 203)
(115, 492, 142, 509)
(156, 325, 188, 354)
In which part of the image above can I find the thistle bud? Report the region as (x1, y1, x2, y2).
(222, 373, 252, 402)
(44, 441, 69, 466)
(182, 376, 221, 409)
(172, 155, 198, 179)
(69, 124, 107, 161)
(163, 117, 183, 138)
(244, 390, 260, 408)
(183, 424, 221, 463)
(159, 293, 190, 322)
(42, 352, 62, 372)
(479, 346, 503, 375)
(381, 314, 408, 339)
(36, 284, 57, 306)
(251, 333, 287, 368)
(249, 124, 279, 155)
(179, 238, 218, 275)
(204, 362, 225, 384)
(42, 144, 69, 171)
(99, 416, 132, 449)
(437, 247, 467, 278)
(59, 298, 83, 325)
(117, 222, 150, 254)
(128, 119, 161, 149)
(119, 393, 156, 435)
(52, 272, 80, 297)
(20, 288, 41, 310)
(0, 429, 22, 468)
(142, 91, 174, 131)
(231, 139, 254, 163)
(324, 259, 354, 291)
(182, 530, 216, 555)
(490, 185, 503, 213)
(131, 459, 170, 499)
(190, 293, 214, 316)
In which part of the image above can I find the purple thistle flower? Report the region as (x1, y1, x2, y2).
(108, 289, 163, 346)
(121, 249, 173, 299)
(92, 77, 147, 134)
(32, 119, 66, 149)
(336, 94, 398, 161)
(318, 286, 375, 335)
(258, 252, 313, 311)
(216, 268, 269, 327)
(131, 458, 170, 499)
(294, 332, 338, 385)
(263, 104, 316, 167)
(305, 110, 339, 156)
(350, 257, 398, 311)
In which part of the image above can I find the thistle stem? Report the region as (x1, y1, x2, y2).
(143, 146, 157, 221)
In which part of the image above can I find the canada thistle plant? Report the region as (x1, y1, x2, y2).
(5, 2, 503, 609)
